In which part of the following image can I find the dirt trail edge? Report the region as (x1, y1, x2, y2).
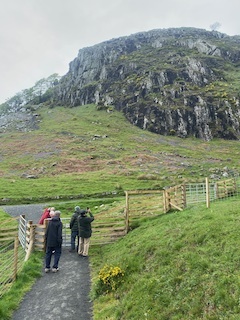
(2, 205, 93, 320)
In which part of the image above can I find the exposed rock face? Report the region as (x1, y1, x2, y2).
(0, 109, 40, 132)
(0, 74, 60, 132)
(53, 27, 240, 140)
(2, 28, 240, 139)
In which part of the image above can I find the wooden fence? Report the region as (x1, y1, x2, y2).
(19, 206, 128, 260)
(0, 219, 25, 297)
(163, 184, 186, 213)
(162, 177, 237, 213)
(4, 177, 239, 260)
(1, 177, 238, 297)
(91, 201, 127, 245)
(215, 178, 237, 199)
(125, 190, 164, 231)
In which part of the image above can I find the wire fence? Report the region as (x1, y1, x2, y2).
(185, 177, 240, 207)
(0, 236, 25, 298)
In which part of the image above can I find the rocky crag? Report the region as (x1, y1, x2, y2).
(2, 28, 240, 140)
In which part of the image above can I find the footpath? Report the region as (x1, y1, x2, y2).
(2, 204, 93, 320)
(11, 249, 93, 320)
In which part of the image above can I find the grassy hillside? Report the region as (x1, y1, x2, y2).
(0, 104, 239, 204)
(90, 196, 240, 319)
(1, 103, 240, 319)
(2, 196, 240, 319)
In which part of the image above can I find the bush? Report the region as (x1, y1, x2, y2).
(93, 264, 124, 297)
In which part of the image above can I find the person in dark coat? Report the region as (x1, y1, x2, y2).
(69, 205, 81, 252)
(45, 210, 62, 273)
(78, 208, 94, 257)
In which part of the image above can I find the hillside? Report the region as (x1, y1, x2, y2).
(54, 27, 240, 140)
(0, 104, 239, 205)
(90, 197, 240, 319)
(1, 28, 240, 140)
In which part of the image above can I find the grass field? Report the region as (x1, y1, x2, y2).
(0, 104, 239, 204)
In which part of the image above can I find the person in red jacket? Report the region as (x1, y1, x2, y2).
(39, 207, 51, 225)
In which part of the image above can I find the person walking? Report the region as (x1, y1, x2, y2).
(69, 206, 81, 252)
(45, 210, 63, 273)
(78, 207, 94, 257)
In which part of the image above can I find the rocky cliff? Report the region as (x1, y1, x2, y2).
(53, 27, 240, 140)
(2, 27, 240, 140)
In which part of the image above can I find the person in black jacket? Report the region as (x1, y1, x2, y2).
(69, 206, 81, 252)
(78, 208, 94, 257)
(45, 210, 63, 273)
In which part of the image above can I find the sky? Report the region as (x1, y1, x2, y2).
(1, 0, 240, 104)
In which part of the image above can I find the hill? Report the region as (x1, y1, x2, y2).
(0, 104, 239, 205)
(53, 27, 240, 140)
(1, 27, 240, 140)
(90, 197, 240, 319)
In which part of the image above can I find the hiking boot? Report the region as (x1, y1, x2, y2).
(45, 268, 51, 273)
(52, 267, 59, 273)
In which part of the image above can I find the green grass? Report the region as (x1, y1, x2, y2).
(0, 104, 239, 204)
(1, 103, 240, 319)
(0, 209, 43, 319)
(0, 252, 43, 320)
(90, 196, 240, 319)
(0, 210, 18, 225)
(2, 197, 240, 319)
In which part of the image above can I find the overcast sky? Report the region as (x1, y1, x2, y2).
(1, 0, 240, 104)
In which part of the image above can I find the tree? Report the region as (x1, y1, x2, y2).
(210, 22, 221, 31)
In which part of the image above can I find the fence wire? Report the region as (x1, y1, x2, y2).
(185, 183, 216, 205)
(0, 239, 25, 298)
(186, 177, 240, 207)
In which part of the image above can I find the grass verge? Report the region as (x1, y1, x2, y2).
(89, 196, 240, 319)
(0, 252, 43, 320)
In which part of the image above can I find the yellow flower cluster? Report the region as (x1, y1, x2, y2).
(98, 264, 124, 291)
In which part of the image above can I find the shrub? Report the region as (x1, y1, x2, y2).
(93, 264, 124, 297)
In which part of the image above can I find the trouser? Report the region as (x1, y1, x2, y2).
(45, 246, 61, 269)
(78, 237, 90, 256)
(70, 231, 79, 250)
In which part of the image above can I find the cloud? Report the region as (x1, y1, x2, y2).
(0, 0, 240, 103)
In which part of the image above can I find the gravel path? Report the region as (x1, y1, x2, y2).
(2, 204, 93, 320)
(2, 203, 47, 223)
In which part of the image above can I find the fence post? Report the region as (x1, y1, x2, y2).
(13, 236, 19, 281)
(182, 184, 187, 208)
(125, 191, 130, 232)
(24, 221, 35, 261)
(206, 177, 210, 208)
(43, 219, 49, 252)
(163, 189, 167, 213)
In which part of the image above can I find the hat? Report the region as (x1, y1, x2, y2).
(75, 206, 81, 213)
